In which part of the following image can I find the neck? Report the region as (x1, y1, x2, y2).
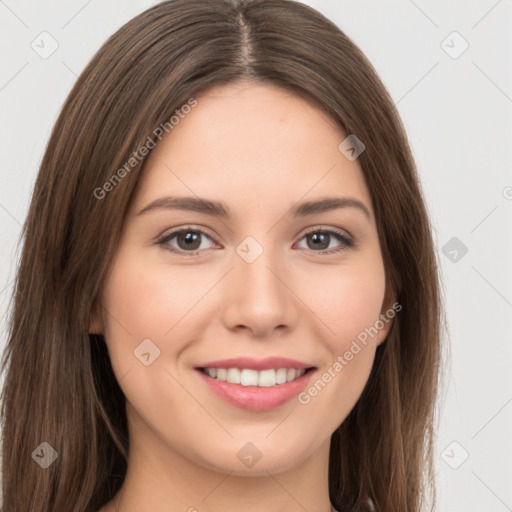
(105, 412, 334, 512)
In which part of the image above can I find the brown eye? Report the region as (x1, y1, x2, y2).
(158, 228, 216, 254)
(305, 232, 330, 250)
(296, 228, 354, 254)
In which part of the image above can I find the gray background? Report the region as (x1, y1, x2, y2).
(1, 1, 511, 510)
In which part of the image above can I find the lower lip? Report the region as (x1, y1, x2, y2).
(196, 369, 315, 412)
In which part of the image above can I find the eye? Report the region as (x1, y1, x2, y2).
(157, 225, 355, 256)
(157, 226, 217, 255)
(295, 227, 355, 254)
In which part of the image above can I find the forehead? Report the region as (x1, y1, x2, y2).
(132, 82, 373, 219)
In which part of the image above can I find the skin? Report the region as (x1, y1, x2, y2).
(93, 81, 395, 512)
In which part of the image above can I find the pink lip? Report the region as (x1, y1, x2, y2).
(197, 356, 313, 371)
(196, 367, 316, 412)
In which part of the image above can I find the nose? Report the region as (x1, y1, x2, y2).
(221, 245, 299, 338)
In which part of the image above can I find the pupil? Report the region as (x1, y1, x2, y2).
(179, 231, 200, 250)
(310, 233, 329, 250)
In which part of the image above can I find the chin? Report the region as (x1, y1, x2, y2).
(187, 435, 317, 477)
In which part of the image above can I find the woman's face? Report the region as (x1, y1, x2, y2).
(92, 81, 394, 476)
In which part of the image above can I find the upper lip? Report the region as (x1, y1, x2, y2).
(196, 357, 315, 371)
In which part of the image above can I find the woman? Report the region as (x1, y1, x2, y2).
(0, 1, 444, 511)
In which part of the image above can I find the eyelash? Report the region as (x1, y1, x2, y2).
(157, 225, 356, 256)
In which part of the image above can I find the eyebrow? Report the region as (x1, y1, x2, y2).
(137, 195, 372, 221)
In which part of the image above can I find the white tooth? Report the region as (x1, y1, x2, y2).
(286, 368, 297, 382)
(210, 367, 304, 386)
(275, 368, 287, 385)
(240, 369, 259, 386)
(226, 367, 241, 384)
(258, 369, 276, 387)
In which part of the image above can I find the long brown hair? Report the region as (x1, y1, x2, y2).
(0, 1, 445, 510)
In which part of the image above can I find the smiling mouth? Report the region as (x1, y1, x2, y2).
(198, 367, 316, 387)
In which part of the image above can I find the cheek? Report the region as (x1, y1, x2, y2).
(100, 254, 205, 424)
(100, 249, 227, 395)
(100, 254, 182, 372)
(294, 258, 386, 352)
(102, 250, 206, 340)
(295, 266, 385, 416)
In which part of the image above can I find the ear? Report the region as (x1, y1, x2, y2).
(376, 279, 399, 347)
(88, 299, 104, 335)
